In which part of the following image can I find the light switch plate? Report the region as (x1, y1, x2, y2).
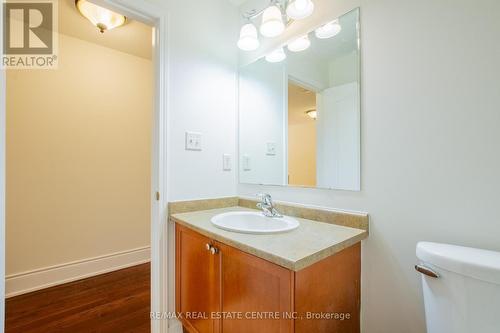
(185, 132, 202, 151)
(266, 142, 276, 156)
(242, 154, 251, 171)
(223, 154, 231, 171)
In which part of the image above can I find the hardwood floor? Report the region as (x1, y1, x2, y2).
(6, 263, 151, 333)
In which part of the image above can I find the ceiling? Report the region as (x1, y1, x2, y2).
(59, 0, 152, 60)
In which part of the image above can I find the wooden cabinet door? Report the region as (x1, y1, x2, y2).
(176, 225, 220, 333)
(216, 241, 294, 333)
(294, 243, 361, 333)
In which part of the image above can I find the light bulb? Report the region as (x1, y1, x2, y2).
(286, 0, 314, 20)
(287, 35, 310, 52)
(315, 20, 342, 39)
(265, 48, 286, 63)
(260, 5, 285, 38)
(237, 23, 260, 51)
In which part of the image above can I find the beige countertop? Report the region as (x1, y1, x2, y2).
(170, 206, 368, 271)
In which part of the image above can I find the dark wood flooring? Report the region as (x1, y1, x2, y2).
(6, 263, 151, 333)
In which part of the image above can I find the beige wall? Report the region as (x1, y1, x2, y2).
(288, 83, 317, 187)
(6, 33, 153, 275)
(288, 122, 317, 186)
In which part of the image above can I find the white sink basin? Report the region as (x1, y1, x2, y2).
(211, 211, 299, 234)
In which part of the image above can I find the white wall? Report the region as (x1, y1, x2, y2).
(165, 0, 239, 201)
(238, 0, 500, 332)
(239, 59, 287, 185)
(155, 0, 240, 323)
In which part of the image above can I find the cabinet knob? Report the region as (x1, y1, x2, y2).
(210, 246, 219, 255)
(206, 243, 211, 251)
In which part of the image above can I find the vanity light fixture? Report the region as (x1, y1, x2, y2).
(266, 48, 287, 63)
(237, 0, 316, 50)
(75, 0, 126, 33)
(287, 35, 310, 52)
(237, 23, 260, 51)
(286, 0, 314, 20)
(315, 19, 342, 39)
(260, 5, 286, 38)
(306, 109, 317, 119)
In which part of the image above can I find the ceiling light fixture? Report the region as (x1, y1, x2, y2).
(260, 5, 286, 38)
(266, 48, 287, 63)
(237, 23, 260, 51)
(75, 0, 127, 33)
(287, 35, 310, 52)
(306, 109, 317, 119)
(286, 0, 314, 20)
(315, 19, 342, 39)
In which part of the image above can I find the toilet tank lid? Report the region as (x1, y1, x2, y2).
(416, 242, 500, 285)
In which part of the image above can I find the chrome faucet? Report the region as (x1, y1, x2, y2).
(256, 193, 283, 218)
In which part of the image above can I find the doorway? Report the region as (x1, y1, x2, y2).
(1, 1, 169, 332)
(287, 81, 318, 187)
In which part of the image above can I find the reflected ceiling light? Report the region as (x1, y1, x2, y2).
(286, 0, 314, 20)
(260, 5, 285, 38)
(75, 0, 127, 33)
(287, 35, 310, 52)
(306, 109, 317, 119)
(265, 48, 286, 63)
(315, 20, 342, 39)
(237, 23, 260, 51)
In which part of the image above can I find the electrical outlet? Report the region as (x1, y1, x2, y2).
(185, 132, 202, 151)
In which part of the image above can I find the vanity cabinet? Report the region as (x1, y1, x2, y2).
(176, 224, 361, 333)
(175, 224, 221, 333)
(216, 241, 294, 332)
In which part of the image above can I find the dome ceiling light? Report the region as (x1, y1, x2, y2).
(306, 109, 317, 119)
(75, 0, 127, 33)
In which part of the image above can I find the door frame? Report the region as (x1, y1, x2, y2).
(0, 0, 6, 330)
(0, 1, 170, 333)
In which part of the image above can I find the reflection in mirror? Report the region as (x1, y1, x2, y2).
(239, 8, 360, 190)
(288, 82, 317, 187)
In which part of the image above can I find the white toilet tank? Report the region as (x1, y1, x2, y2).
(416, 242, 500, 333)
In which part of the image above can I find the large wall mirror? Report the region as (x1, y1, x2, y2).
(239, 8, 361, 191)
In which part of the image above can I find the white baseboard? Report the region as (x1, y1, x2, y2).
(6, 246, 151, 298)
